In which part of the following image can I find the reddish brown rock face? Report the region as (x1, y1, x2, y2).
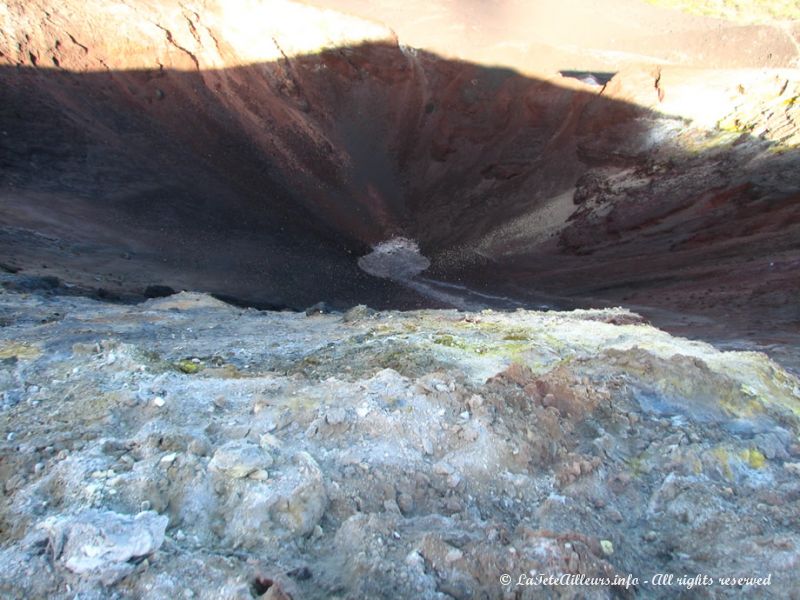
(0, 0, 798, 350)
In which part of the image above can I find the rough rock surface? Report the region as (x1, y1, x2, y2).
(39, 510, 168, 585)
(1, 276, 799, 598)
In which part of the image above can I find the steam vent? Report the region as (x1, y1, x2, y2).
(2, 0, 800, 598)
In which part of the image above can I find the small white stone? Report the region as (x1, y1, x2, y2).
(160, 453, 177, 466)
(259, 433, 281, 449)
(152, 397, 165, 408)
(325, 406, 347, 424)
(468, 394, 484, 409)
(248, 469, 270, 481)
(433, 462, 453, 475)
(784, 462, 800, 475)
(445, 548, 463, 563)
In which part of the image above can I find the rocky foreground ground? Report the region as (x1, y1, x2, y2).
(1, 274, 799, 599)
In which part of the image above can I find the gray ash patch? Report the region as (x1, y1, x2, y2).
(358, 238, 431, 281)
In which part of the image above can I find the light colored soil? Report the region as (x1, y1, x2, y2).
(306, 0, 800, 72)
(645, 0, 800, 23)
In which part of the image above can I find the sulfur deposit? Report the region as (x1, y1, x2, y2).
(1, 274, 799, 598)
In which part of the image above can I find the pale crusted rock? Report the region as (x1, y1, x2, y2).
(2, 266, 800, 598)
(342, 304, 376, 322)
(39, 509, 167, 585)
(208, 440, 273, 479)
(219, 452, 328, 547)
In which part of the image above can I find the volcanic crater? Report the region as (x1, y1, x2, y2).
(2, 0, 798, 351)
(3, 2, 800, 599)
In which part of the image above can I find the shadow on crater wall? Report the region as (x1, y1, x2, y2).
(1, 41, 799, 340)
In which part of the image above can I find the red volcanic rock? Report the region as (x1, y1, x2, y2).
(0, 0, 799, 345)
